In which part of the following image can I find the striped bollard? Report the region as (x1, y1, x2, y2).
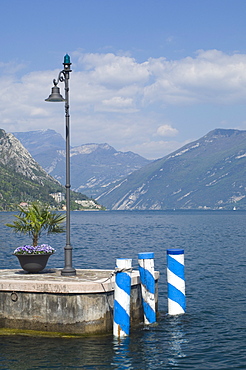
(167, 249, 186, 315)
(138, 252, 156, 324)
(113, 258, 132, 337)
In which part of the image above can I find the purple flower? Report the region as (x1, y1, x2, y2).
(13, 244, 56, 255)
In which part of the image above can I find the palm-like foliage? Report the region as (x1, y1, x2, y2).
(6, 202, 65, 246)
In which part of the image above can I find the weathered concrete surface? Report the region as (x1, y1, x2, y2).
(0, 269, 159, 335)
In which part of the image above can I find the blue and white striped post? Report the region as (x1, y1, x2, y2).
(167, 249, 186, 315)
(138, 252, 156, 324)
(113, 258, 132, 337)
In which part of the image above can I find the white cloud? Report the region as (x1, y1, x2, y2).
(77, 52, 149, 88)
(143, 50, 246, 105)
(0, 61, 27, 75)
(99, 96, 137, 113)
(2, 49, 246, 158)
(156, 124, 178, 137)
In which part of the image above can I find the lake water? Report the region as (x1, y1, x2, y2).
(0, 210, 245, 369)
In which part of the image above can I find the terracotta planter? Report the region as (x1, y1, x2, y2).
(15, 253, 52, 273)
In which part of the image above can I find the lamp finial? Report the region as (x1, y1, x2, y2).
(64, 54, 70, 64)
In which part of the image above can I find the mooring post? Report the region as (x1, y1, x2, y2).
(113, 258, 132, 337)
(167, 249, 186, 315)
(138, 252, 156, 324)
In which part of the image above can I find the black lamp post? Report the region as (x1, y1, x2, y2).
(45, 54, 76, 276)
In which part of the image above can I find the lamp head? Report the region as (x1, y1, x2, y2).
(45, 85, 65, 102)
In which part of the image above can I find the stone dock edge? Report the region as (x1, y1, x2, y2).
(0, 268, 159, 336)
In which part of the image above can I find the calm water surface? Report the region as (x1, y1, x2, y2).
(0, 210, 245, 369)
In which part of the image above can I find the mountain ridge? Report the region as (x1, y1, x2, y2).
(97, 128, 246, 210)
(13, 130, 151, 198)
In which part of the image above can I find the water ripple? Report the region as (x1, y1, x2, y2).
(0, 210, 245, 369)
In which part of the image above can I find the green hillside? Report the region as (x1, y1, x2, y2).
(0, 162, 90, 210)
(0, 163, 58, 209)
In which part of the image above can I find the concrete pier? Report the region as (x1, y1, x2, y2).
(0, 268, 159, 335)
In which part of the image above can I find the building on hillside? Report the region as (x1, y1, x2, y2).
(19, 202, 28, 207)
(49, 192, 65, 203)
(75, 199, 101, 209)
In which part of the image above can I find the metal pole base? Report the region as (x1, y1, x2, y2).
(62, 245, 76, 276)
(61, 267, 76, 276)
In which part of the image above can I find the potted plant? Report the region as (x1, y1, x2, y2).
(6, 201, 65, 273)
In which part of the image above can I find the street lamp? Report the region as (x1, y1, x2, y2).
(45, 54, 76, 276)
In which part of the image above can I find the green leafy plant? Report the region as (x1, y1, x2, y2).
(6, 201, 66, 247)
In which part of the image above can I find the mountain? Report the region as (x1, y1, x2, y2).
(12, 129, 65, 156)
(97, 129, 246, 210)
(0, 129, 89, 210)
(0, 129, 63, 209)
(12, 129, 66, 176)
(13, 130, 150, 198)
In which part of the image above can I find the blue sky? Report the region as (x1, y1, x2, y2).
(1, 0, 246, 159)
